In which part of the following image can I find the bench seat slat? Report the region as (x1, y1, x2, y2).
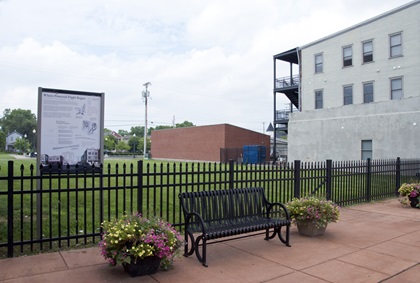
(203, 218, 290, 239)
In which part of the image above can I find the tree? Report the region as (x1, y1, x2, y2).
(104, 137, 116, 152)
(104, 134, 118, 150)
(14, 138, 31, 153)
(0, 131, 5, 152)
(0, 109, 37, 141)
(176, 121, 195, 128)
(138, 137, 151, 153)
(115, 140, 130, 152)
(148, 125, 172, 135)
(130, 126, 144, 137)
(118, 129, 129, 136)
(128, 136, 140, 152)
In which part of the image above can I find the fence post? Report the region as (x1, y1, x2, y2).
(294, 160, 301, 198)
(99, 164, 104, 231)
(395, 157, 401, 197)
(229, 159, 234, 189)
(366, 158, 371, 202)
(7, 161, 14, 257)
(137, 160, 143, 214)
(326, 159, 332, 200)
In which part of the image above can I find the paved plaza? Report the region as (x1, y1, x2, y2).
(1, 198, 419, 283)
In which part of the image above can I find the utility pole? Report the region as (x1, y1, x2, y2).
(142, 82, 151, 159)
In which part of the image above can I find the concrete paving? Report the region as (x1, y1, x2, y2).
(1, 198, 419, 283)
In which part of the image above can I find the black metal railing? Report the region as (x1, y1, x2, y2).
(275, 74, 299, 89)
(275, 109, 291, 121)
(1, 158, 419, 258)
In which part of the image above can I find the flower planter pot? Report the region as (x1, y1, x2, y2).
(409, 197, 419, 209)
(123, 256, 161, 277)
(296, 221, 327, 237)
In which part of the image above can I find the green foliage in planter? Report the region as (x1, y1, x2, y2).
(287, 197, 340, 228)
(99, 213, 183, 270)
(398, 183, 420, 206)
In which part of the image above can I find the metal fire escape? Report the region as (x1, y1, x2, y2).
(272, 47, 300, 161)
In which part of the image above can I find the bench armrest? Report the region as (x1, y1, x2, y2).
(266, 202, 291, 220)
(184, 211, 207, 234)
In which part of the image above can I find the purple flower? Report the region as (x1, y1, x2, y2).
(409, 190, 419, 198)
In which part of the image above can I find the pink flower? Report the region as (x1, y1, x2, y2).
(409, 190, 419, 198)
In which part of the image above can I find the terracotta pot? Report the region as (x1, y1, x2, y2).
(296, 221, 327, 237)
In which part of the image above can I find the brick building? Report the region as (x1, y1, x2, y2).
(151, 124, 270, 162)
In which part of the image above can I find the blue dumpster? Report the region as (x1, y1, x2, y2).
(243, 145, 266, 164)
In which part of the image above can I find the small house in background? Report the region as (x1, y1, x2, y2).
(151, 124, 270, 163)
(5, 130, 23, 152)
(105, 131, 123, 141)
(110, 131, 123, 141)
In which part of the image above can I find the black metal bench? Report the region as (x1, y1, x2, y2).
(179, 187, 291, 267)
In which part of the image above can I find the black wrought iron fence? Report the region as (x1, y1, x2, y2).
(1, 157, 419, 258)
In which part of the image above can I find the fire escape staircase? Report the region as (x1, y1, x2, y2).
(273, 48, 300, 136)
(275, 75, 299, 109)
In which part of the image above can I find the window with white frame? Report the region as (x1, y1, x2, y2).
(391, 77, 403, 100)
(343, 85, 353, 105)
(361, 140, 372, 160)
(362, 41, 373, 63)
(315, 90, 323, 109)
(390, 33, 402, 57)
(363, 82, 374, 103)
(343, 46, 352, 67)
(315, 53, 323, 73)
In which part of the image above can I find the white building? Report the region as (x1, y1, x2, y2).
(5, 131, 23, 152)
(273, 0, 420, 161)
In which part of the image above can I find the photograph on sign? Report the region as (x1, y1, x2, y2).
(38, 87, 104, 173)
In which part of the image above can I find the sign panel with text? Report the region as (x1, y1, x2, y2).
(37, 87, 104, 173)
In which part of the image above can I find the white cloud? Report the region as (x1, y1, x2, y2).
(0, 0, 413, 132)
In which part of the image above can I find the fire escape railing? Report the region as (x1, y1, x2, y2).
(275, 109, 290, 121)
(275, 74, 299, 89)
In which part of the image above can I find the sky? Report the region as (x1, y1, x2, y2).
(0, 0, 413, 134)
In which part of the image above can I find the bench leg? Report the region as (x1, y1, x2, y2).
(184, 230, 195, 257)
(265, 226, 278, 240)
(194, 235, 208, 267)
(278, 225, 291, 247)
(264, 226, 291, 247)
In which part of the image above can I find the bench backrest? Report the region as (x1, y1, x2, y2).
(179, 188, 269, 224)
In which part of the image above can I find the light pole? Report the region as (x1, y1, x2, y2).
(32, 129, 36, 153)
(142, 82, 151, 159)
(132, 133, 136, 158)
(23, 134, 27, 155)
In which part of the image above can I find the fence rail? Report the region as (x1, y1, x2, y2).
(1, 158, 419, 258)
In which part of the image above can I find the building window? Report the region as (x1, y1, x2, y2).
(390, 33, 402, 57)
(343, 85, 353, 105)
(363, 82, 374, 103)
(361, 140, 372, 160)
(343, 46, 352, 67)
(362, 41, 373, 63)
(315, 53, 323, 73)
(391, 77, 403, 100)
(315, 90, 323, 109)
